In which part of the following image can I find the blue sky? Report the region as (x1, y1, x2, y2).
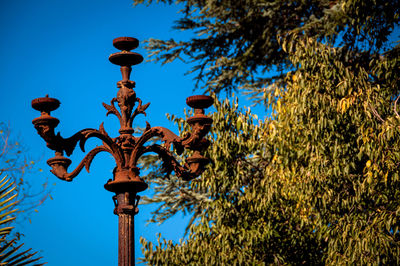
(0, 0, 215, 265)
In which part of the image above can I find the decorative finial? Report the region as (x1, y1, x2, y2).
(109, 37, 143, 84)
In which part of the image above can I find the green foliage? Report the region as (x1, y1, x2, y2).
(134, 0, 400, 264)
(0, 175, 44, 265)
(135, 0, 399, 100)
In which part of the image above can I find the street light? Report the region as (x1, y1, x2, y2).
(31, 37, 213, 266)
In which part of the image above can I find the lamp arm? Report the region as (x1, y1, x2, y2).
(43, 124, 125, 182)
(48, 146, 113, 181)
(62, 123, 124, 162)
(128, 126, 185, 167)
(138, 144, 202, 181)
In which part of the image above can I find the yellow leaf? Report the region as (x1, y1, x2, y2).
(277, 100, 281, 111)
(269, 123, 275, 131)
(367, 172, 373, 184)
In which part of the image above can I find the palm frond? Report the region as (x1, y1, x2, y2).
(0, 175, 44, 265)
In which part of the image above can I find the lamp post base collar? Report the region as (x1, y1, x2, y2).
(104, 169, 148, 193)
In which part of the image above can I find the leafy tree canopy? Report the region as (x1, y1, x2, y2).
(134, 0, 400, 264)
(135, 0, 399, 101)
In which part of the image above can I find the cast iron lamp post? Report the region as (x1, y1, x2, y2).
(31, 37, 213, 266)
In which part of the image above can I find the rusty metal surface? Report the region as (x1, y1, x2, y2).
(31, 37, 213, 266)
(115, 192, 137, 265)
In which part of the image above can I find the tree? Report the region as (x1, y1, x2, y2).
(136, 0, 399, 103)
(134, 0, 400, 264)
(0, 123, 49, 221)
(0, 123, 47, 265)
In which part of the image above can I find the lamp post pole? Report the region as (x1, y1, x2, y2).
(31, 37, 213, 266)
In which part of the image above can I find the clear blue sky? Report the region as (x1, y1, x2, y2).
(0, 0, 209, 265)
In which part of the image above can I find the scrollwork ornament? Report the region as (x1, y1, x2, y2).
(32, 36, 213, 197)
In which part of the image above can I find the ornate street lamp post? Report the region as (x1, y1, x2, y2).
(31, 37, 213, 266)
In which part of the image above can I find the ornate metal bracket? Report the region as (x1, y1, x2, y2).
(31, 37, 213, 195)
